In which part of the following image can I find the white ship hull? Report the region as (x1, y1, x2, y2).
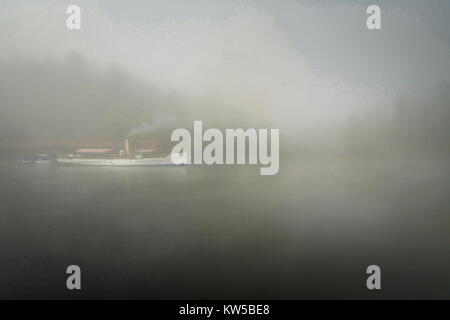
(57, 154, 186, 166)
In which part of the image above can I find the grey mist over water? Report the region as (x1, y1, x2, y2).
(1, 154, 449, 299)
(0, 0, 450, 298)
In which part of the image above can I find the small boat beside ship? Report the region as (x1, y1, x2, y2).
(22, 154, 52, 164)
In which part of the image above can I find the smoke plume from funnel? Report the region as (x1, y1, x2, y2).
(127, 112, 176, 138)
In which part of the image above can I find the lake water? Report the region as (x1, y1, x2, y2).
(0, 151, 449, 298)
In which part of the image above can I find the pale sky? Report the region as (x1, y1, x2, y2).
(92, 0, 450, 93)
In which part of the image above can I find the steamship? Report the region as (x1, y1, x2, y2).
(56, 139, 186, 166)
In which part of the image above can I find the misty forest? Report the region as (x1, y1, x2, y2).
(0, 54, 448, 157)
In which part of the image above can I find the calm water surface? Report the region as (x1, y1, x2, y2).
(0, 151, 449, 298)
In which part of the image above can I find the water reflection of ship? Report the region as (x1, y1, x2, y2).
(56, 139, 186, 166)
